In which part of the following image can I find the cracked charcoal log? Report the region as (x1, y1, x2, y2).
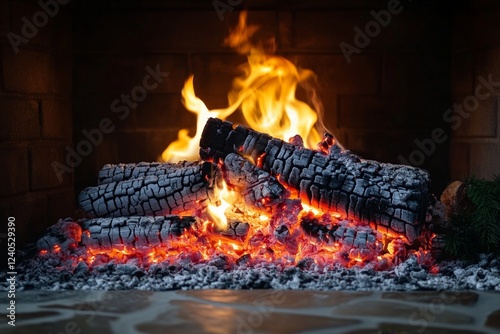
(300, 216, 381, 249)
(36, 216, 196, 251)
(300, 216, 383, 260)
(222, 153, 290, 213)
(79, 161, 221, 218)
(98, 161, 200, 185)
(80, 216, 197, 249)
(36, 218, 83, 254)
(200, 118, 430, 243)
(220, 221, 250, 239)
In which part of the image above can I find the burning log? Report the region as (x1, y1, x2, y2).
(200, 118, 430, 243)
(300, 214, 383, 260)
(36, 216, 197, 252)
(97, 161, 200, 185)
(220, 221, 250, 240)
(36, 218, 83, 255)
(79, 161, 221, 218)
(222, 153, 290, 213)
(80, 215, 197, 248)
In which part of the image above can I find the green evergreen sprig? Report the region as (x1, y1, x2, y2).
(444, 175, 500, 260)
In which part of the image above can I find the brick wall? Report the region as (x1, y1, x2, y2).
(0, 0, 74, 246)
(72, 0, 453, 195)
(450, 0, 500, 181)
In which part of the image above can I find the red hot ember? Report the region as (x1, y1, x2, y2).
(37, 119, 432, 271)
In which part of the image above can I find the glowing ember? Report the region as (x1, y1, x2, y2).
(37, 204, 434, 271)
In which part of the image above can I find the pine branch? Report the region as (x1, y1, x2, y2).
(443, 176, 500, 259)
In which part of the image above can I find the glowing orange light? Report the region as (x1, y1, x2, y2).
(207, 180, 235, 231)
(302, 204, 321, 215)
(161, 11, 322, 163)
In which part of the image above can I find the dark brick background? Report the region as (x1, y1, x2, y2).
(0, 0, 73, 247)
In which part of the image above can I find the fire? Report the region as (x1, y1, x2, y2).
(160, 76, 236, 162)
(38, 205, 435, 272)
(302, 203, 321, 216)
(36, 12, 434, 273)
(161, 11, 322, 162)
(206, 179, 234, 230)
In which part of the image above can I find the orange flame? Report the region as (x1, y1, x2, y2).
(206, 179, 235, 230)
(161, 11, 322, 163)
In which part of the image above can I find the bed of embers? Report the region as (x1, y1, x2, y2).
(11, 118, 499, 291)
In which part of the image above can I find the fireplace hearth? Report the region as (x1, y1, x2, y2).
(2, 2, 500, 329)
(3, 2, 500, 334)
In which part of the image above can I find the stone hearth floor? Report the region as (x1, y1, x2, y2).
(1, 290, 499, 333)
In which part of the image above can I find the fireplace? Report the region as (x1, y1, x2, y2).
(1, 0, 500, 278)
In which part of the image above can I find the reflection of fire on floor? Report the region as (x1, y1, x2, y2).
(1, 290, 499, 334)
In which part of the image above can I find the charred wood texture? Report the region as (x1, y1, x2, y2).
(80, 215, 196, 248)
(300, 215, 382, 259)
(98, 161, 199, 185)
(200, 118, 430, 243)
(36, 218, 83, 253)
(79, 162, 221, 218)
(220, 221, 250, 240)
(222, 153, 290, 213)
(36, 216, 196, 251)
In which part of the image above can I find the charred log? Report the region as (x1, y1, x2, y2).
(220, 221, 250, 240)
(36, 218, 83, 254)
(300, 214, 383, 256)
(79, 162, 221, 218)
(98, 161, 200, 185)
(200, 118, 430, 243)
(222, 153, 290, 213)
(36, 216, 196, 252)
(80, 215, 197, 248)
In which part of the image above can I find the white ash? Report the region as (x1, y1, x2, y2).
(3, 251, 499, 292)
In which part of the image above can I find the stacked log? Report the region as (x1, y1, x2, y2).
(80, 215, 197, 248)
(199, 118, 430, 243)
(36, 216, 197, 252)
(79, 161, 221, 218)
(72, 117, 430, 258)
(98, 161, 200, 185)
